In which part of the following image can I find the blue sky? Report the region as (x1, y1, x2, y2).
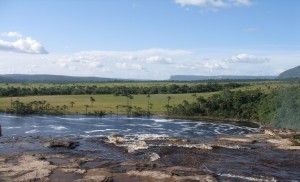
(0, 0, 299, 79)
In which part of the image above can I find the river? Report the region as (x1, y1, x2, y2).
(0, 114, 299, 181)
(0, 114, 258, 137)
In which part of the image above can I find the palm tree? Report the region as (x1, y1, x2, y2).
(90, 97, 95, 107)
(166, 96, 172, 116)
(84, 105, 89, 115)
(116, 105, 120, 115)
(167, 96, 172, 106)
(70, 101, 75, 108)
(191, 94, 197, 102)
(62, 105, 68, 111)
(146, 94, 151, 113)
(126, 94, 134, 115)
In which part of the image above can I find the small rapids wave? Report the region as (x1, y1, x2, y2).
(218, 173, 277, 182)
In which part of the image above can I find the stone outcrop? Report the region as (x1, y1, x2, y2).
(43, 138, 79, 149)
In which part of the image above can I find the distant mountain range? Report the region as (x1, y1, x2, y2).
(278, 65, 300, 79)
(169, 75, 277, 81)
(0, 74, 121, 83)
(0, 65, 299, 83)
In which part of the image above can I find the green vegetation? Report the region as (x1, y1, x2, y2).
(168, 86, 300, 129)
(0, 82, 246, 97)
(0, 80, 300, 129)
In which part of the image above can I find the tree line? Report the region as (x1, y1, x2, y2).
(0, 82, 246, 97)
(167, 87, 300, 129)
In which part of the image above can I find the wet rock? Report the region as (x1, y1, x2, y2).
(135, 163, 157, 171)
(83, 168, 113, 182)
(0, 154, 55, 181)
(127, 140, 148, 153)
(267, 138, 300, 150)
(127, 170, 218, 181)
(149, 152, 160, 162)
(262, 127, 300, 138)
(218, 137, 256, 144)
(43, 138, 79, 149)
(106, 135, 125, 144)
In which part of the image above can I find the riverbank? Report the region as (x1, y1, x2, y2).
(0, 128, 299, 181)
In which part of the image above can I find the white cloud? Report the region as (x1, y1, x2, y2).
(231, 0, 252, 6)
(175, 0, 252, 8)
(120, 55, 138, 60)
(225, 53, 269, 64)
(88, 62, 103, 68)
(0, 37, 48, 54)
(66, 52, 102, 63)
(203, 61, 228, 70)
(1, 32, 23, 38)
(146, 56, 173, 64)
(116, 62, 145, 71)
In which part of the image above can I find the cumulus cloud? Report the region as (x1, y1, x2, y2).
(120, 55, 138, 61)
(225, 53, 269, 64)
(88, 62, 103, 68)
(203, 61, 228, 70)
(1, 32, 23, 38)
(65, 52, 102, 63)
(116, 62, 145, 71)
(175, 0, 252, 8)
(0, 37, 48, 54)
(146, 56, 173, 64)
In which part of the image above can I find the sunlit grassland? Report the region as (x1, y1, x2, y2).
(0, 92, 216, 114)
(0, 81, 298, 115)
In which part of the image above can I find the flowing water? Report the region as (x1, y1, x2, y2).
(0, 114, 299, 181)
(0, 114, 258, 137)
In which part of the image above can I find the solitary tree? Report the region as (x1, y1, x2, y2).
(166, 96, 172, 115)
(70, 101, 75, 108)
(126, 94, 134, 115)
(191, 94, 197, 102)
(167, 96, 172, 106)
(90, 96, 95, 107)
(84, 105, 89, 115)
(146, 94, 151, 114)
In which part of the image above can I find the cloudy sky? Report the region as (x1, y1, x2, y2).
(0, 0, 299, 80)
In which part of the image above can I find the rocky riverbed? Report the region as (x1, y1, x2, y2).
(0, 128, 300, 181)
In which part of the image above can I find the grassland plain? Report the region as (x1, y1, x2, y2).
(0, 81, 295, 115)
(0, 93, 215, 115)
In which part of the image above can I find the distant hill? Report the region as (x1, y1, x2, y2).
(170, 75, 276, 81)
(0, 74, 122, 83)
(278, 65, 300, 79)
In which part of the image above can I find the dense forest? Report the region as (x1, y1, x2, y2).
(0, 82, 246, 96)
(168, 86, 300, 129)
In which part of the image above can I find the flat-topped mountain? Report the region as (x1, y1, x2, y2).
(169, 75, 276, 81)
(278, 65, 300, 79)
(0, 74, 120, 83)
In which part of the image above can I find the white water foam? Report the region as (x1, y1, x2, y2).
(4, 126, 21, 129)
(48, 125, 67, 130)
(25, 129, 39, 134)
(127, 140, 148, 153)
(153, 119, 174, 123)
(85, 130, 107, 134)
(156, 143, 213, 150)
(219, 173, 277, 182)
(135, 134, 169, 140)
